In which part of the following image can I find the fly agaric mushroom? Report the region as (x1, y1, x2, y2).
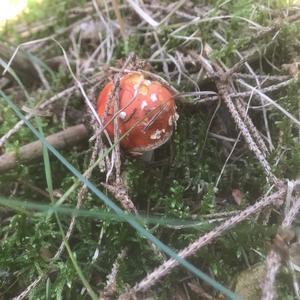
(97, 72, 178, 154)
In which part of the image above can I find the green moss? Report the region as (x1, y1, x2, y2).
(1, 0, 300, 298)
(271, 76, 300, 179)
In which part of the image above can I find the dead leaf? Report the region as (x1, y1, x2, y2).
(188, 280, 214, 299)
(282, 62, 300, 76)
(232, 189, 244, 206)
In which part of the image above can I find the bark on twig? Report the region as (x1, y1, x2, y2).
(53, 136, 99, 259)
(189, 51, 280, 186)
(119, 187, 286, 297)
(0, 124, 89, 173)
(262, 181, 300, 300)
(12, 275, 44, 300)
(103, 249, 127, 300)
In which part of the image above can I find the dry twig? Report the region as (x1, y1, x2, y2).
(262, 180, 300, 300)
(0, 124, 89, 173)
(0, 75, 102, 150)
(103, 249, 127, 300)
(190, 51, 280, 185)
(53, 137, 100, 259)
(118, 186, 287, 297)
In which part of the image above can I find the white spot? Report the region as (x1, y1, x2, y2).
(133, 84, 139, 93)
(150, 93, 158, 102)
(174, 112, 179, 129)
(150, 129, 163, 140)
(144, 80, 152, 86)
(162, 129, 166, 133)
(133, 78, 144, 94)
(119, 111, 127, 120)
(141, 100, 148, 110)
(169, 113, 179, 126)
(133, 83, 141, 96)
(91, 248, 99, 262)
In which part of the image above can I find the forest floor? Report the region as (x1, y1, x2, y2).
(0, 1, 300, 299)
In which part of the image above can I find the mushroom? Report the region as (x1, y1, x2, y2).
(97, 72, 178, 154)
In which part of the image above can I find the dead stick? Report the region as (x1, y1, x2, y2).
(126, 187, 286, 295)
(0, 124, 89, 173)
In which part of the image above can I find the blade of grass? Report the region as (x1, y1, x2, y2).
(0, 57, 99, 299)
(0, 90, 241, 300)
(0, 196, 221, 230)
(37, 119, 98, 300)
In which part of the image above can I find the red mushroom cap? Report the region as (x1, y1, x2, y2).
(97, 72, 178, 153)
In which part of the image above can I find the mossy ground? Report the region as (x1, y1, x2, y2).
(0, 0, 300, 299)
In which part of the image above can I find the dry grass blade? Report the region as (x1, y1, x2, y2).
(237, 79, 300, 127)
(126, 0, 159, 27)
(192, 79, 293, 104)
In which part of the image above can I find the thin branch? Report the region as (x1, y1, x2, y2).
(0, 124, 89, 173)
(12, 276, 44, 300)
(53, 138, 99, 259)
(191, 78, 293, 104)
(237, 79, 300, 127)
(262, 181, 300, 300)
(125, 187, 286, 295)
(235, 98, 269, 156)
(0, 56, 102, 149)
(103, 249, 127, 300)
(191, 52, 279, 185)
(126, 0, 159, 27)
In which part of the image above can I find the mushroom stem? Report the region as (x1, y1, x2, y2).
(140, 150, 154, 162)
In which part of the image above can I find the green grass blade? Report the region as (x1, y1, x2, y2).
(36, 118, 98, 299)
(0, 90, 241, 300)
(0, 196, 218, 229)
